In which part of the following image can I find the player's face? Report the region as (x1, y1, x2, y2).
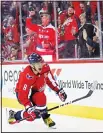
(32, 62, 43, 73)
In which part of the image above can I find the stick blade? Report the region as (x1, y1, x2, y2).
(86, 90, 93, 97)
(91, 80, 98, 91)
(86, 80, 98, 97)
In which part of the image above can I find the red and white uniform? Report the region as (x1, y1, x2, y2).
(36, 24, 56, 53)
(26, 18, 56, 60)
(15, 63, 59, 108)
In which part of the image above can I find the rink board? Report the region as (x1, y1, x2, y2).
(1, 62, 103, 120)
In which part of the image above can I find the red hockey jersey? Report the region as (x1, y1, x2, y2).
(15, 63, 59, 107)
(26, 18, 56, 53)
(64, 15, 79, 41)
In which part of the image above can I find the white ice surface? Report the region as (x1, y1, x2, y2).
(2, 108, 103, 132)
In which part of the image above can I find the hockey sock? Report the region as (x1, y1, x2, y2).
(40, 108, 50, 119)
(14, 110, 23, 120)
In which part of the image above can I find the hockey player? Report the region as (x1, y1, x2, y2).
(8, 53, 67, 128)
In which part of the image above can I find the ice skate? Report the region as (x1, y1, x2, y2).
(43, 116, 56, 129)
(8, 110, 16, 124)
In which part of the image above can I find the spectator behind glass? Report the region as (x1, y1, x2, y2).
(57, 11, 67, 58)
(74, 13, 90, 58)
(26, 12, 56, 61)
(7, 44, 22, 60)
(80, 2, 86, 14)
(23, 27, 37, 59)
(59, 6, 79, 58)
(3, 16, 20, 44)
(74, 13, 100, 58)
(28, 6, 41, 25)
(39, 2, 48, 14)
(36, 13, 56, 61)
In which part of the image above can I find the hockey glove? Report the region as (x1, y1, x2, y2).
(25, 106, 40, 121)
(57, 88, 67, 102)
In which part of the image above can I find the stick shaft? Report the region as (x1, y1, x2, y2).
(48, 89, 93, 112)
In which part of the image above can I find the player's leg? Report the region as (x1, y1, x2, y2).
(8, 92, 22, 123)
(31, 92, 56, 128)
(8, 92, 39, 123)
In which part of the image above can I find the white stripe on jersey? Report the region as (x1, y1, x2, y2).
(21, 110, 25, 119)
(35, 105, 47, 110)
(48, 72, 57, 87)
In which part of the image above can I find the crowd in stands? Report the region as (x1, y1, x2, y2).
(1, 1, 103, 62)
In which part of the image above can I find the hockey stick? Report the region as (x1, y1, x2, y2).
(46, 81, 97, 111)
(9, 81, 97, 124)
(47, 89, 93, 111)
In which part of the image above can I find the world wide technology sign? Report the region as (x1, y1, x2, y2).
(2, 63, 103, 108)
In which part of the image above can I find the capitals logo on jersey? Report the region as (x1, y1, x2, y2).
(26, 73, 33, 80)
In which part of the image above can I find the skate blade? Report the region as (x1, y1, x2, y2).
(9, 120, 20, 124)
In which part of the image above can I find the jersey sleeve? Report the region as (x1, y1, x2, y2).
(26, 17, 38, 32)
(17, 70, 35, 107)
(45, 65, 60, 92)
